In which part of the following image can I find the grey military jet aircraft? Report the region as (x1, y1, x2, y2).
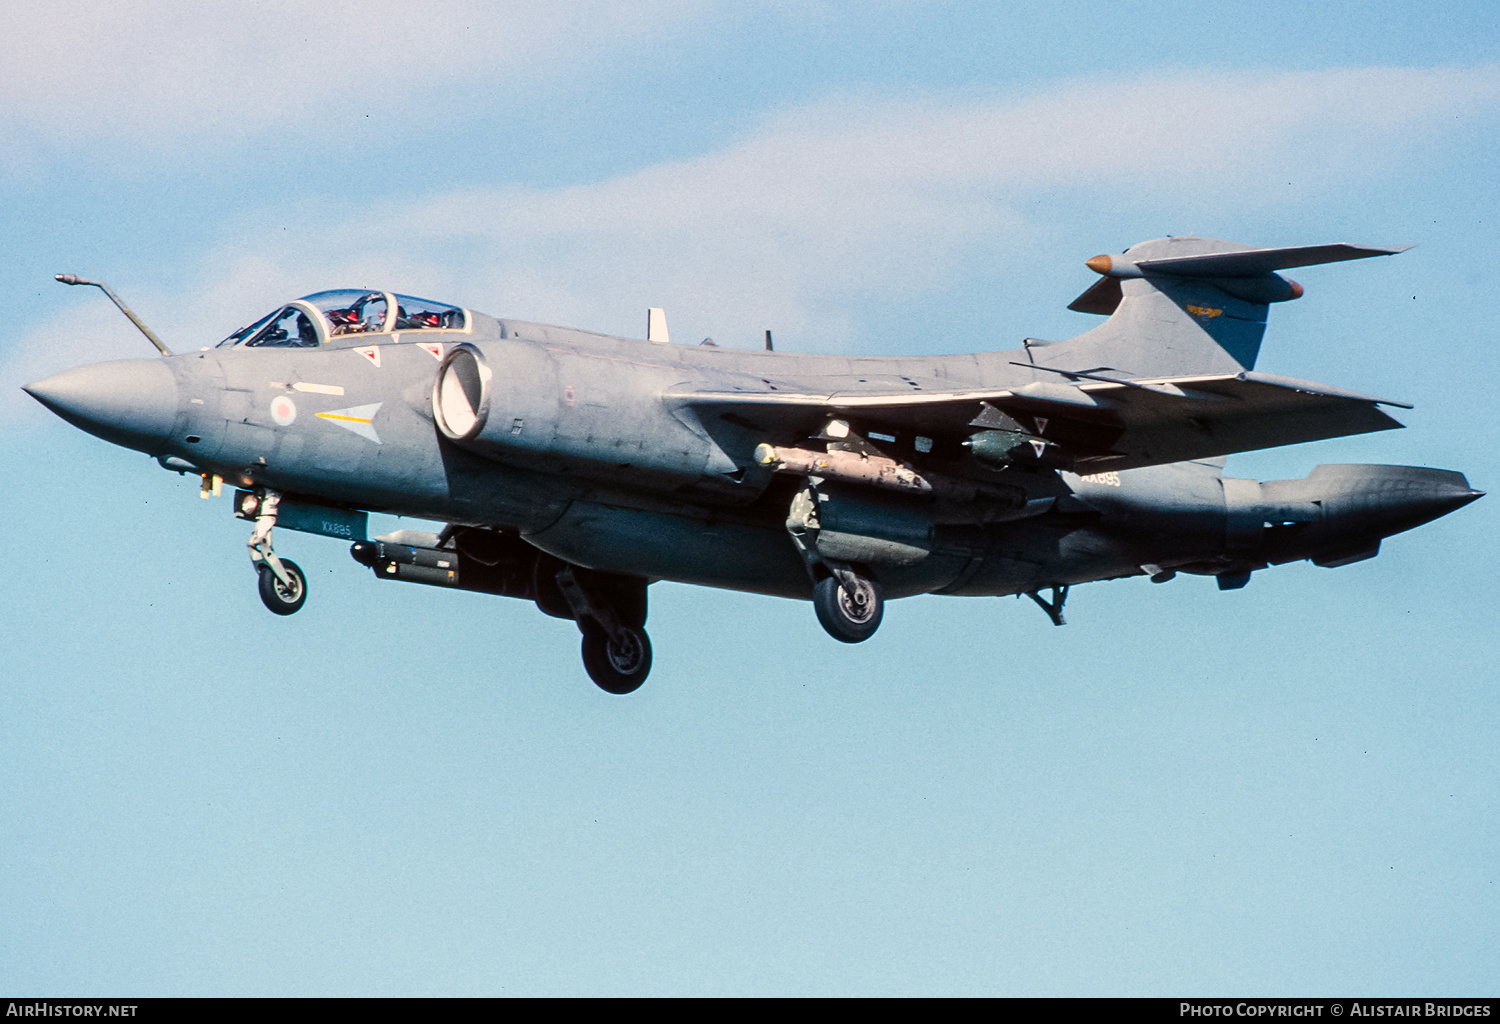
(26, 237, 1481, 693)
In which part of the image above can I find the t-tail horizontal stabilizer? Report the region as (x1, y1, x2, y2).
(1068, 242, 1411, 315)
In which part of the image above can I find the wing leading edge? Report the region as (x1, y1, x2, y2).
(666, 372, 1406, 472)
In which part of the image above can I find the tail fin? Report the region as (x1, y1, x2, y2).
(1041, 237, 1409, 377)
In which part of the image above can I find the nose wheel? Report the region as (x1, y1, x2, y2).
(258, 558, 308, 615)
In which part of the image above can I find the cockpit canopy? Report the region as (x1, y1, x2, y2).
(219, 290, 469, 348)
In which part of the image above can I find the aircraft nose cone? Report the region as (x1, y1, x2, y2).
(24, 358, 179, 454)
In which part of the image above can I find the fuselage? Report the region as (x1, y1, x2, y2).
(27, 241, 1483, 693)
(27, 305, 1477, 604)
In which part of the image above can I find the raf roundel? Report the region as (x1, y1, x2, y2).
(270, 395, 297, 426)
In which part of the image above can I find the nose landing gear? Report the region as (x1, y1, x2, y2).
(243, 489, 308, 615)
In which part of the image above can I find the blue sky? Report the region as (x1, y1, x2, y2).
(2, 1, 1497, 996)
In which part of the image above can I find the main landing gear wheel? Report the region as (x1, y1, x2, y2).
(814, 573, 883, 643)
(257, 558, 308, 616)
(581, 622, 653, 695)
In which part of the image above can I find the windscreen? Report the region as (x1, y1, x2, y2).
(218, 308, 279, 347)
(221, 305, 320, 348)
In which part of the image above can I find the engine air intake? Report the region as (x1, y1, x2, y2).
(433, 344, 490, 440)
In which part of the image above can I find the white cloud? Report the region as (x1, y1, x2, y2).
(8, 65, 1499, 420)
(0, 0, 702, 145)
(309, 66, 1500, 337)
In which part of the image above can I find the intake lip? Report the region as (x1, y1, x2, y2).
(432, 344, 491, 441)
(24, 358, 179, 455)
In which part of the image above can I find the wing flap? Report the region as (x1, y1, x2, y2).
(666, 372, 1405, 472)
(1063, 374, 1405, 469)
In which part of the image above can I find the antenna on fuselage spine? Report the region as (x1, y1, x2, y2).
(647, 307, 669, 344)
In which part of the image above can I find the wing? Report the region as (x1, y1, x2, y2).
(666, 372, 1407, 472)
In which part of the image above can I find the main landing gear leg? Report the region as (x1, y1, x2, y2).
(555, 565, 652, 694)
(785, 483, 885, 643)
(246, 490, 307, 615)
(1024, 585, 1069, 626)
